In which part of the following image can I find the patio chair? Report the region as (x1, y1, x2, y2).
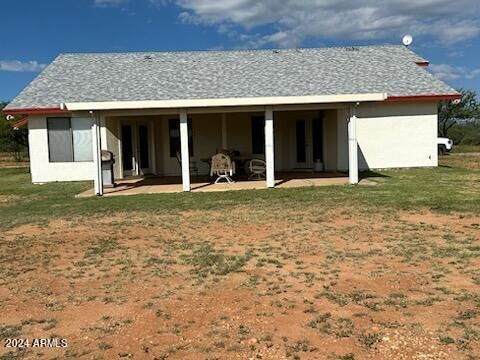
(248, 159, 266, 180)
(211, 153, 235, 184)
(176, 151, 198, 177)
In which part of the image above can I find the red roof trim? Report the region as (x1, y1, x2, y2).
(4, 94, 461, 113)
(4, 107, 68, 115)
(10, 117, 29, 128)
(386, 94, 462, 102)
(416, 61, 430, 67)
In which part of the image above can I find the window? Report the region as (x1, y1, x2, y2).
(48, 118, 73, 162)
(72, 119, 94, 162)
(169, 118, 193, 158)
(47, 117, 93, 162)
(251, 116, 265, 154)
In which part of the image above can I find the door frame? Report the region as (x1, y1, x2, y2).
(137, 123, 153, 175)
(120, 119, 155, 178)
(120, 123, 136, 177)
(290, 117, 325, 170)
(291, 118, 314, 169)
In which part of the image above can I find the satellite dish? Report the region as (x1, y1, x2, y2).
(402, 34, 413, 46)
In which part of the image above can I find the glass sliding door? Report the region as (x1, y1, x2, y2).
(138, 125, 151, 174)
(121, 124, 135, 176)
(121, 122, 153, 177)
(294, 119, 314, 168)
(312, 117, 324, 163)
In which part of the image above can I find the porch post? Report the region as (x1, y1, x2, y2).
(180, 110, 191, 192)
(265, 106, 275, 188)
(348, 106, 359, 185)
(100, 116, 107, 150)
(91, 112, 104, 196)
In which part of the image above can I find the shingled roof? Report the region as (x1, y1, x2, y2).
(5, 45, 459, 111)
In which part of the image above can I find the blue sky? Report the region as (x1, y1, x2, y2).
(1, 0, 479, 101)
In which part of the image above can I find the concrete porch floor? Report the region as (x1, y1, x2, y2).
(77, 172, 349, 197)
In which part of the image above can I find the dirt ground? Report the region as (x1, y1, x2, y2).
(0, 207, 479, 360)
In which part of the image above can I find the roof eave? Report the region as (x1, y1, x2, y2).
(415, 61, 430, 67)
(3, 107, 68, 116)
(4, 93, 462, 116)
(385, 94, 462, 102)
(10, 116, 29, 129)
(64, 93, 388, 111)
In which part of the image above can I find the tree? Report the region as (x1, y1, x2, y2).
(438, 89, 479, 137)
(0, 102, 29, 161)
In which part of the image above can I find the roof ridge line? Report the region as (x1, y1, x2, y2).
(58, 44, 405, 56)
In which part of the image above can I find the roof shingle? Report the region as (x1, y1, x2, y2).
(5, 45, 458, 110)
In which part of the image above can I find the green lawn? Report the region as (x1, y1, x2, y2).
(1, 155, 479, 229)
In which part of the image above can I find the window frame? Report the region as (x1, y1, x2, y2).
(47, 117, 94, 163)
(251, 116, 265, 155)
(168, 118, 193, 158)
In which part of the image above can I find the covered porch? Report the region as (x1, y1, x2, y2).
(78, 172, 349, 197)
(88, 101, 361, 195)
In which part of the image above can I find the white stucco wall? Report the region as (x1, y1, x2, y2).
(27, 102, 438, 183)
(28, 116, 95, 183)
(356, 102, 438, 170)
(336, 102, 438, 171)
(105, 117, 121, 179)
(323, 110, 338, 171)
(157, 113, 223, 176)
(336, 109, 349, 171)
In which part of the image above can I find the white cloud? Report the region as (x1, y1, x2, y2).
(94, 0, 127, 7)
(429, 64, 463, 81)
(178, 11, 206, 25)
(0, 60, 46, 72)
(429, 64, 480, 82)
(164, 0, 480, 47)
(466, 69, 480, 80)
(448, 51, 464, 58)
(149, 0, 171, 7)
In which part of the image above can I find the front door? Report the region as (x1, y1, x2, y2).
(121, 124, 135, 176)
(138, 125, 151, 175)
(121, 122, 152, 177)
(294, 119, 313, 168)
(293, 118, 324, 169)
(311, 117, 324, 165)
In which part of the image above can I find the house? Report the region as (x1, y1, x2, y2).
(4, 45, 460, 195)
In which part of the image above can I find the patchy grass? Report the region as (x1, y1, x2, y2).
(0, 153, 479, 359)
(440, 152, 480, 170)
(307, 312, 355, 338)
(182, 242, 254, 280)
(0, 152, 479, 228)
(452, 145, 480, 153)
(0, 153, 29, 169)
